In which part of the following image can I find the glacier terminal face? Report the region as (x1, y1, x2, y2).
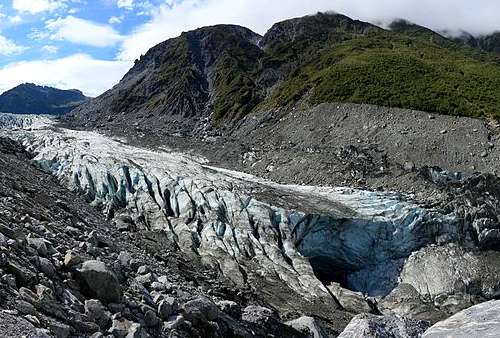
(0, 114, 466, 308)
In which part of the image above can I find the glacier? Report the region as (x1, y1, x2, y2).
(0, 114, 465, 310)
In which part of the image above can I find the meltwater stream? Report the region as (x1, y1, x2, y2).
(0, 114, 463, 309)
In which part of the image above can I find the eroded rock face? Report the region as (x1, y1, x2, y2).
(338, 313, 430, 338)
(423, 300, 500, 338)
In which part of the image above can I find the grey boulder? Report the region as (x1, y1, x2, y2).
(400, 245, 500, 301)
(328, 282, 372, 313)
(182, 297, 219, 326)
(78, 260, 122, 303)
(338, 313, 430, 338)
(286, 316, 327, 338)
(379, 283, 447, 323)
(422, 300, 500, 338)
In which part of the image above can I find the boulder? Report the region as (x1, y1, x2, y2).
(422, 300, 500, 338)
(182, 297, 220, 326)
(144, 310, 159, 327)
(400, 245, 500, 301)
(27, 237, 48, 256)
(37, 257, 56, 277)
(85, 299, 111, 329)
(286, 316, 327, 338)
(109, 317, 132, 338)
(158, 297, 178, 320)
(7, 261, 37, 287)
(327, 282, 372, 313)
(64, 250, 82, 268)
(379, 283, 447, 323)
(241, 305, 278, 326)
(338, 313, 430, 338)
(216, 300, 241, 319)
(241, 305, 310, 337)
(78, 260, 122, 303)
(125, 323, 150, 338)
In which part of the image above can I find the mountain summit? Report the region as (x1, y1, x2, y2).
(0, 83, 88, 115)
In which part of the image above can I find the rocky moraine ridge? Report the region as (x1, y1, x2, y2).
(1, 114, 500, 337)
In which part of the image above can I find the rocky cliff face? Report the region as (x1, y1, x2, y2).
(68, 24, 263, 132)
(67, 13, 383, 134)
(0, 83, 87, 115)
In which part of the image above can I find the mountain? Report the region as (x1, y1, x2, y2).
(0, 83, 88, 115)
(388, 19, 453, 47)
(68, 12, 500, 134)
(453, 31, 500, 54)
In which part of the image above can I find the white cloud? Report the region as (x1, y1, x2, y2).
(41, 45, 58, 53)
(109, 15, 124, 24)
(46, 16, 124, 47)
(118, 0, 340, 61)
(0, 54, 132, 96)
(117, 0, 134, 10)
(118, 0, 500, 61)
(12, 0, 66, 15)
(0, 35, 27, 56)
(9, 15, 23, 24)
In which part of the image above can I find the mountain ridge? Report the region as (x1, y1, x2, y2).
(67, 12, 500, 135)
(0, 83, 88, 115)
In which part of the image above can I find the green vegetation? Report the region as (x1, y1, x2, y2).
(264, 31, 500, 118)
(210, 27, 263, 120)
(205, 14, 500, 121)
(103, 13, 500, 123)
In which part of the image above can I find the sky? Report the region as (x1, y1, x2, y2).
(1, 0, 500, 97)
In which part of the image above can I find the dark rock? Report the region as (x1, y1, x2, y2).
(27, 237, 48, 257)
(78, 260, 122, 303)
(182, 297, 220, 326)
(85, 299, 111, 329)
(216, 300, 241, 319)
(7, 261, 37, 287)
(158, 297, 178, 320)
(144, 309, 159, 327)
